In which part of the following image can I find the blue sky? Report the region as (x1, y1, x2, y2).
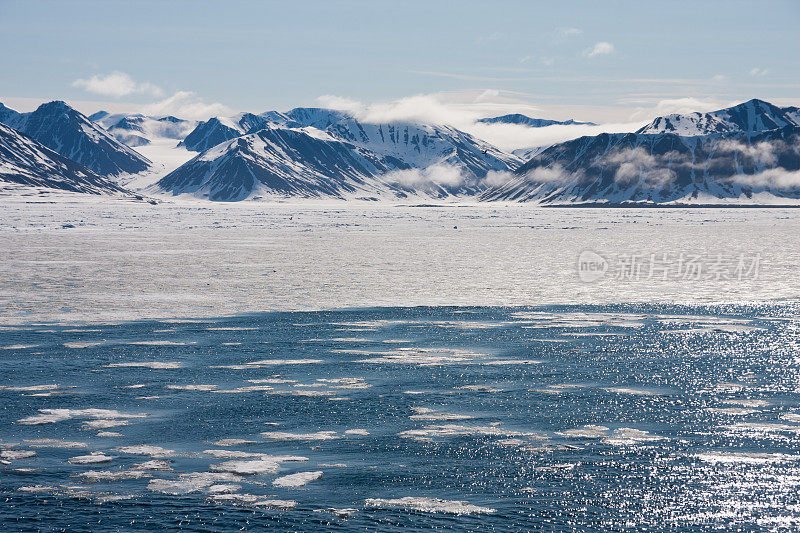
(1, 0, 798, 123)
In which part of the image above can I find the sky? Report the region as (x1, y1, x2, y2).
(1, 0, 799, 129)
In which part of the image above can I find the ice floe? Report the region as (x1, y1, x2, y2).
(272, 470, 323, 487)
(261, 431, 338, 441)
(25, 438, 88, 448)
(69, 452, 116, 464)
(364, 496, 495, 515)
(18, 408, 146, 425)
(105, 362, 182, 369)
(1, 449, 36, 460)
(695, 451, 800, 464)
(114, 445, 175, 458)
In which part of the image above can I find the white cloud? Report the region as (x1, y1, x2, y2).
(717, 140, 779, 165)
(524, 164, 575, 184)
(627, 97, 727, 121)
(559, 27, 583, 36)
(583, 42, 614, 58)
(314, 90, 645, 153)
(749, 67, 769, 77)
(606, 147, 677, 186)
(141, 91, 231, 120)
(484, 170, 516, 187)
(72, 72, 163, 98)
(384, 164, 466, 188)
(729, 168, 800, 189)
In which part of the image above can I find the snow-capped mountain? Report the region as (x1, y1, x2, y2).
(636, 99, 800, 136)
(90, 112, 197, 147)
(481, 125, 800, 204)
(156, 125, 410, 201)
(0, 122, 129, 194)
(477, 114, 597, 127)
(284, 108, 520, 179)
(0, 101, 151, 176)
(167, 107, 522, 200)
(180, 107, 520, 175)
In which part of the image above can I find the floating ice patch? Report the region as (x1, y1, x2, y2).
(268, 390, 337, 397)
(78, 470, 152, 482)
(69, 452, 116, 464)
(114, 445, 175, 458)
(210, 458, 281, 475)
(694, 452, 800, 464)
(601, 428, 665, 445)
(213, 439, 259, 447)
(105, 362, 182, 369)
(132, 460, 173, 471)
(63, 342, 103, 349)
(203, 449, 264, 459)
(344, 429, 369, 436)
(165, 384, 219, 391)
(603, 387, 658, 396)
(148, 472, 242, 495)
(83, 419, 129, 429)
(781, 413, 800, 423)
(206, 327, 258, 331)
(1, 449, 36, 460)
(315, 508, 358, 518)
(409, 407, 473, 421)
(18, 408, 146, 425)
(25, 439, 88, 448)
(96, 431, 124, 438)
(261, 431, 338, 441)
(125, 341, 192, 346)
(214, 359, 323, 370)
(0, 344, 39, 350)
(399, 424, 532, 440)
(354, 347, 491, 366)
(247, 378, 297, 384)
(455, 385, 503, 393)
(557, 425, 610, 439)
(272, 471, 323, 487)
(0, 384, 61, 392)
(364, 496, 495, 515)
(207, 484, 241, 494)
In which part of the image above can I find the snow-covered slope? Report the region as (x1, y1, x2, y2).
(481, 126, 800, 204)
(168, 107, 522, 200)
(283, 108, 520, 179)
(636, 99, 800, 135)
(0, 122, 129, 194)
(478, 114, 596, 127)
(156, 126, 410, 201)
(0, 101, 151, 176)
(92, 112, 196, 148)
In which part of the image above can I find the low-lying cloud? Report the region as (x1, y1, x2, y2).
(384, 164, 467, 189)
(72, 72, 163, 98)
(142, 91, 231, 121)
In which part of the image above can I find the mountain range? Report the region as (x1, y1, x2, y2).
(478, 114, 596, 127)
(0, 98, 797, 205)
(0, 101, 151, 176)
(0, 122, 128, 194)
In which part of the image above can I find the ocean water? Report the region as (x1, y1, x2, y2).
(1, 304, 799, 531)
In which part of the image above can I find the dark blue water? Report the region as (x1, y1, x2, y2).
(1, 305, 799, 531)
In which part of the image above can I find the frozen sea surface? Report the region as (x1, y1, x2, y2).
(1, 196, 800, 325)
(1, 305, 800, 531)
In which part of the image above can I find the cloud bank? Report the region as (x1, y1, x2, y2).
(72, 72, 163, 98)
